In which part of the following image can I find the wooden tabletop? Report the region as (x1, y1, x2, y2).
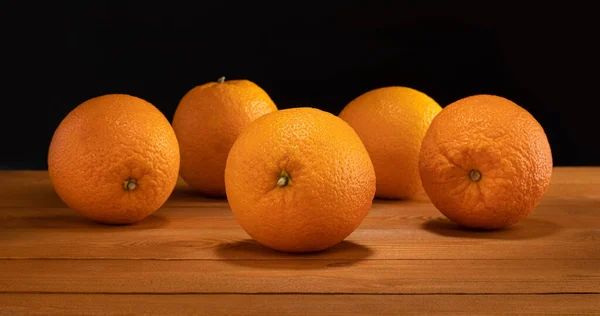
(0, 167, 598, 315)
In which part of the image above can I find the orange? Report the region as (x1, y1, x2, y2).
(419, 94, 553, 229)
(224, 107, 376, 253)
(339, 86, 442, 199)
(48, 94, 180, 224)
(172, 77, 277, 197)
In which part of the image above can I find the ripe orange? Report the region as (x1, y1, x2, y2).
(48, 94, 180, 224)
(339, 86, 442, 199)
(225, 107, 376, 253)
(172, 77, 277, 197)
(419, 94, 553, 229)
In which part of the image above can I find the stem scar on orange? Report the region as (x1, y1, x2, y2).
(47, 94, 181, 224)
(224, 107, 376, 253)
(419, 94, 553, 229)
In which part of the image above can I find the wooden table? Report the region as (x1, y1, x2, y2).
(0, 167, 598, 315)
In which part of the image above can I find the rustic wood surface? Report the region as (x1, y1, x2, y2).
(0, 167, 598, 315)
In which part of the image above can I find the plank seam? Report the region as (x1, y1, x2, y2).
(0, 291, 597, 296)
(0, 258, 598, 261)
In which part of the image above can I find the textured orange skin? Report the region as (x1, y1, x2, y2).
(225, 108, 376, 253)
(47, 94, 180, 224)
(339, 87, 442, 199)
(172, 79, 277, 197)
(419, 94, 553, 230)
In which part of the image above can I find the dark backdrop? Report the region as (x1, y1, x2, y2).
(2, 2, 598, 169)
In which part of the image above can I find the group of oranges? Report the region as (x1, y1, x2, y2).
(47, 77, 553, 253)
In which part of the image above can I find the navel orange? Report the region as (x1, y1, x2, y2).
(48, 94, 180, 224)
(172, 77, 277, 197)
(419, 94, 553, 229)
(339, 86, 442, 199)
(225, 107, 376, 253)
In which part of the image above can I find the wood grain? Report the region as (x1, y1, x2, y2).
(0, 219, 597, 260)
(0, 168, 598, 314)
(0, 258, 598, 294)
(0, 202, 597, 260)
(1, 294, 598, 316)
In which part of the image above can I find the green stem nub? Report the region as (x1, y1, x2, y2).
(217, 76, 226, 83)
(277, 171, 291, 188)
(124, 178, 137, 191)
(469, 169, 482, 182)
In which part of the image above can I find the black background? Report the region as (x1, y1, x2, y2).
(2, 2, 598, 169)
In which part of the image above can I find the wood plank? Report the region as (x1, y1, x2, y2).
(0, 228, 596, 260)
(0, 204, 597, 260)
(0, 168, 598, 208)
(2, 201, 599, 229)
(0, 259, 598, 294)
(1, 293, 598, 315)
